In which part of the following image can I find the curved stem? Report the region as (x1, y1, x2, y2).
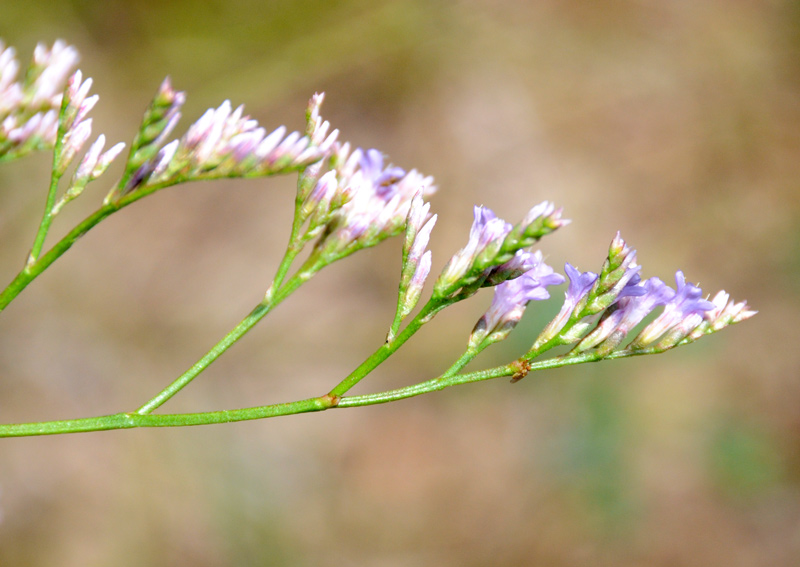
(0, 350, 646, 438)
(136, 272, 308, 414)
(0, 179, 179, 312)
(28, 169, 63, 265)
(0, 170, 297, 312)
(0, 395, 337, 437)
(0, 203, 119, 311)
(326, 297, 449, 398)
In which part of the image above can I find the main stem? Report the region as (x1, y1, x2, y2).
(0, 350, 643, 437)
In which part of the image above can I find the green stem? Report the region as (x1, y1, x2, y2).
(439, 347, 480, 379)
(1, 349, 643, 438)
(326, 297, 449, 398)
(0, 203, 119, 311)
(28, 170, 63, 265)
(136, 272, 307, 414)
(0, 175, 231, 312)
(0, 395, 337, 437)
(337, 350, 612, 407)
(269, 165, 320, 293)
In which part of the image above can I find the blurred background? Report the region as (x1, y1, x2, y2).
(1, 0, 799, 565)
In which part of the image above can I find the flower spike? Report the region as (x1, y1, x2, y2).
(469, 251, 564, 349)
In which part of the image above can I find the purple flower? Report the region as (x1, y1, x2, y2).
(469, 252, 564, 348)
(435, 206, 514, 293)
(483, 248, 540, 286)
(315, 147, 435, 259)
(359, 149, 406, 191)
(29, 40, 80, 107)
(575, 276, 674, 352)
(126, 95, 337, 192)
(632, 271, 714, 347)
(392, 192, 438, 325)
(530, 263, 599, 349)
(407, 210, 437, 268)
(615, 276, 676, 333)
(0, 43, 23, 114)
(306, 92, 339, 152)
(565, 263, 599, 305)
(586, 233, 644, 313)
(688, 290, 756, 339)
(0, 40, 80, 160)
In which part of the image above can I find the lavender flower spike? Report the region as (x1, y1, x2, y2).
(531, 263, 599, 350)
(631, 271, 715, 348)
(52, 134, 124, 214)
(395, 193, 437, 323)
(0, 42, 23, 114)
(305, 92, 339, 153)
(29, 40, 80, 107)
(574, 276, 673, 353)
(59, 70, 97, 135)
(505, 200, 570, 247)
(688, 290, 756, 340)
(584, 232, 644, 314)
(1, 41, 81, 160)
(314, 149, 435, 263)
(469, 251, 564, 349)
(434, 206, 513, 295)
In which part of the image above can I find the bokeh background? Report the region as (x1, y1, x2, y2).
(1, 1, 799, 565)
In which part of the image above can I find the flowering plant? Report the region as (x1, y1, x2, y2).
(0, 40, 755, 437)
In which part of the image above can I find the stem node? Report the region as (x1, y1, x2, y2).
(509, 358, 532, 383)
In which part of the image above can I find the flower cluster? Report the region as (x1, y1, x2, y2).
(435, 202, 567, 299)
(301, 144, 436, 266)
(388, 192, 438, 338)
(469, 250, 565, 348)
(119, 86, 338, 196)
(0, 40, 125, 213)
(522, 234, 756, 364)
(51, 71, 126, 212)
(1, 40, 79, 160)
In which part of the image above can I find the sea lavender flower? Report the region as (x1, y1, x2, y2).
(53, 70, 106, 176)
(531, 263, 599, 350)
(434, 202, 567, 299)
(469, 251, 564, 348)
(27, 40, 80, 108)
(58, 70, 96, 134)
(1, 110, 59, 154)
(434, 206, 514, 296)
(52, 134, 126, 214)
(629, 271, 715, 348)
(305, 92, 339, 154)
(57, 117, 93, 175)
(687, 291, 756, 341)
(0, 42, 23, 115)
(394, 192, 437, 325)
(503, 201, 569, 250)
(300, 169, 340, 235)
(0, 40, 80, 160)
(574, 276, 674, 353)
(123, 77, 185, 178)
(485, 248, 546, 287)
(585, 232, 643, 313)
(122, 95, 338, 195)
(312, 148, 435, 263)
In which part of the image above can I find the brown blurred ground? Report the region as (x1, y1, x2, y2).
(1, 1, 799, 565)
